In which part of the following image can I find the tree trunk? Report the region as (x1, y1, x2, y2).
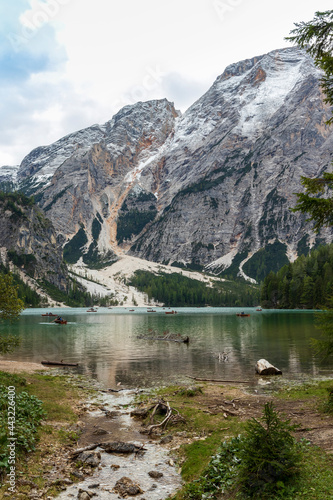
(255, 359, 282, 375)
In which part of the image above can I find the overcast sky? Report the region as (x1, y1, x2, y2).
(1, 0, 332, 166)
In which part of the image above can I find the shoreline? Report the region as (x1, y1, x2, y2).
(0, 360, 48, 373)
(0, 363, 332, 498)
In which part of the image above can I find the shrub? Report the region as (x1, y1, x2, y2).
(0, 386, 46, 475)
(238, 402, 302, 498)
(323, 387, 333, 414)
(183, 436, 243, 499)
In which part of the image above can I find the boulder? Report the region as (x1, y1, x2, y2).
(113, 477, 143, 497)
(76, 450, 101, 467)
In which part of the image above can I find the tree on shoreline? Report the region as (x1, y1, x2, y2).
(286, 11, 333, 361)
(286, 10, 333, 230)
(0, 272, 24, 354)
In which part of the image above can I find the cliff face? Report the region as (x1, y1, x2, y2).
(1, 47, 333, 276)
(21, 99, 179, 264)
(0, 194, 67, 290)
(130, 48, 333, 270)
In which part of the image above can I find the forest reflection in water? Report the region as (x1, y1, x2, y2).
(1, 307, 332, 388)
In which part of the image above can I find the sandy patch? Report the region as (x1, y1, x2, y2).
(0, 360, 48, 374)
(70, 254, 225, 306)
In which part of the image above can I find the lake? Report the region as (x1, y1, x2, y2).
(1, 307, 332, 389)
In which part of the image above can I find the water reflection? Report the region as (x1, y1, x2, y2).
(0, 308, 331, 387)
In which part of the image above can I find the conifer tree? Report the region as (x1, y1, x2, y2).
(286, 11, 333, 230)
(0, 272, 24, 354)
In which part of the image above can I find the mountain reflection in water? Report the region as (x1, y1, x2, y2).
(1, 307, 332, 388)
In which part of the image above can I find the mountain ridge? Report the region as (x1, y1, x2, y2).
(1, 46, 333, 280)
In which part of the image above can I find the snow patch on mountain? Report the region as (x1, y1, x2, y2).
(0, 165, 19, 183)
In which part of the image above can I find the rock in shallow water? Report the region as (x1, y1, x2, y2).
(113, 476, 144, 497)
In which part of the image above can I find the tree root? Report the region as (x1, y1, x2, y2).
(146, 400, 186, 435)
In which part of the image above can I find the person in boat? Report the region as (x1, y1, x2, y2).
(55, 316, 63, 322)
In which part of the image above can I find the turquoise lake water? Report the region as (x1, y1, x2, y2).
(1, 307, 332, 389)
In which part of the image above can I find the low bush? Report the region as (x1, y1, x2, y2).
(0, 377, 46, 476)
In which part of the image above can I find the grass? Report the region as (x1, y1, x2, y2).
(273, 379, 333, 415)
(135, 384, 246, 484)
(135, 382, 333, 500)
(0, 371, 92, 499)
(22, 373, 84, 422)
(273, 379, 333, 400)
(0, 374, 332, 499)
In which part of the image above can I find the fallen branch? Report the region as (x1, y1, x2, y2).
(147, 401, 172, 435)
(189, 376, 249, 384)
(187, 376, 251, 384)
(207, 405, 239, 416)
(70, 443, 101, 459)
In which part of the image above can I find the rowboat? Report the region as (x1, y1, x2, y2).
(41, 313, 57, 317)
(54, 319, 67, 324)
(165, 310, 177, 314)
(236, 313, 250, 317)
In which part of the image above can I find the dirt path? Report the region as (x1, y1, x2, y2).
(0, 360, 48, 374)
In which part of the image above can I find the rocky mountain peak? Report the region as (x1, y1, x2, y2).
(1, 46, 332, 280)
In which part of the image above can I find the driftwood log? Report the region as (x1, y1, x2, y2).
(41, 360, 78, 367)
(255, 359, 282, 375)
(188, 376, 251, 384)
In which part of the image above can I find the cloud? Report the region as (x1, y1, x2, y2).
(161, 72, 211, 112)
(0, 0, 71, 164)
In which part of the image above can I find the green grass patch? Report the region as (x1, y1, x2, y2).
(23, 373, 82, 422)
(169, 400, 333, 500)
(0, 371, 91, 496)
(273, 380, 333, 401)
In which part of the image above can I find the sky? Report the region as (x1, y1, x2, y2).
(0, 0, 332, 166)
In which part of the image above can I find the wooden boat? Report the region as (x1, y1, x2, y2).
(236, 313, 250, 317)
(256, 307, 262, 311)
(41, 360, 78, 367)
(41, 313, 57, 317)
(54, 319, 67, 324)
(129, 309, 135, 311)
(147, 309, 156, 313)
(165, 310, 177, 315)
(87, 308, 97, 312)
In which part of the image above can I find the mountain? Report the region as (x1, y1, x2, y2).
(1, 47, 333, 279)
(0, 193, 67, 291)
